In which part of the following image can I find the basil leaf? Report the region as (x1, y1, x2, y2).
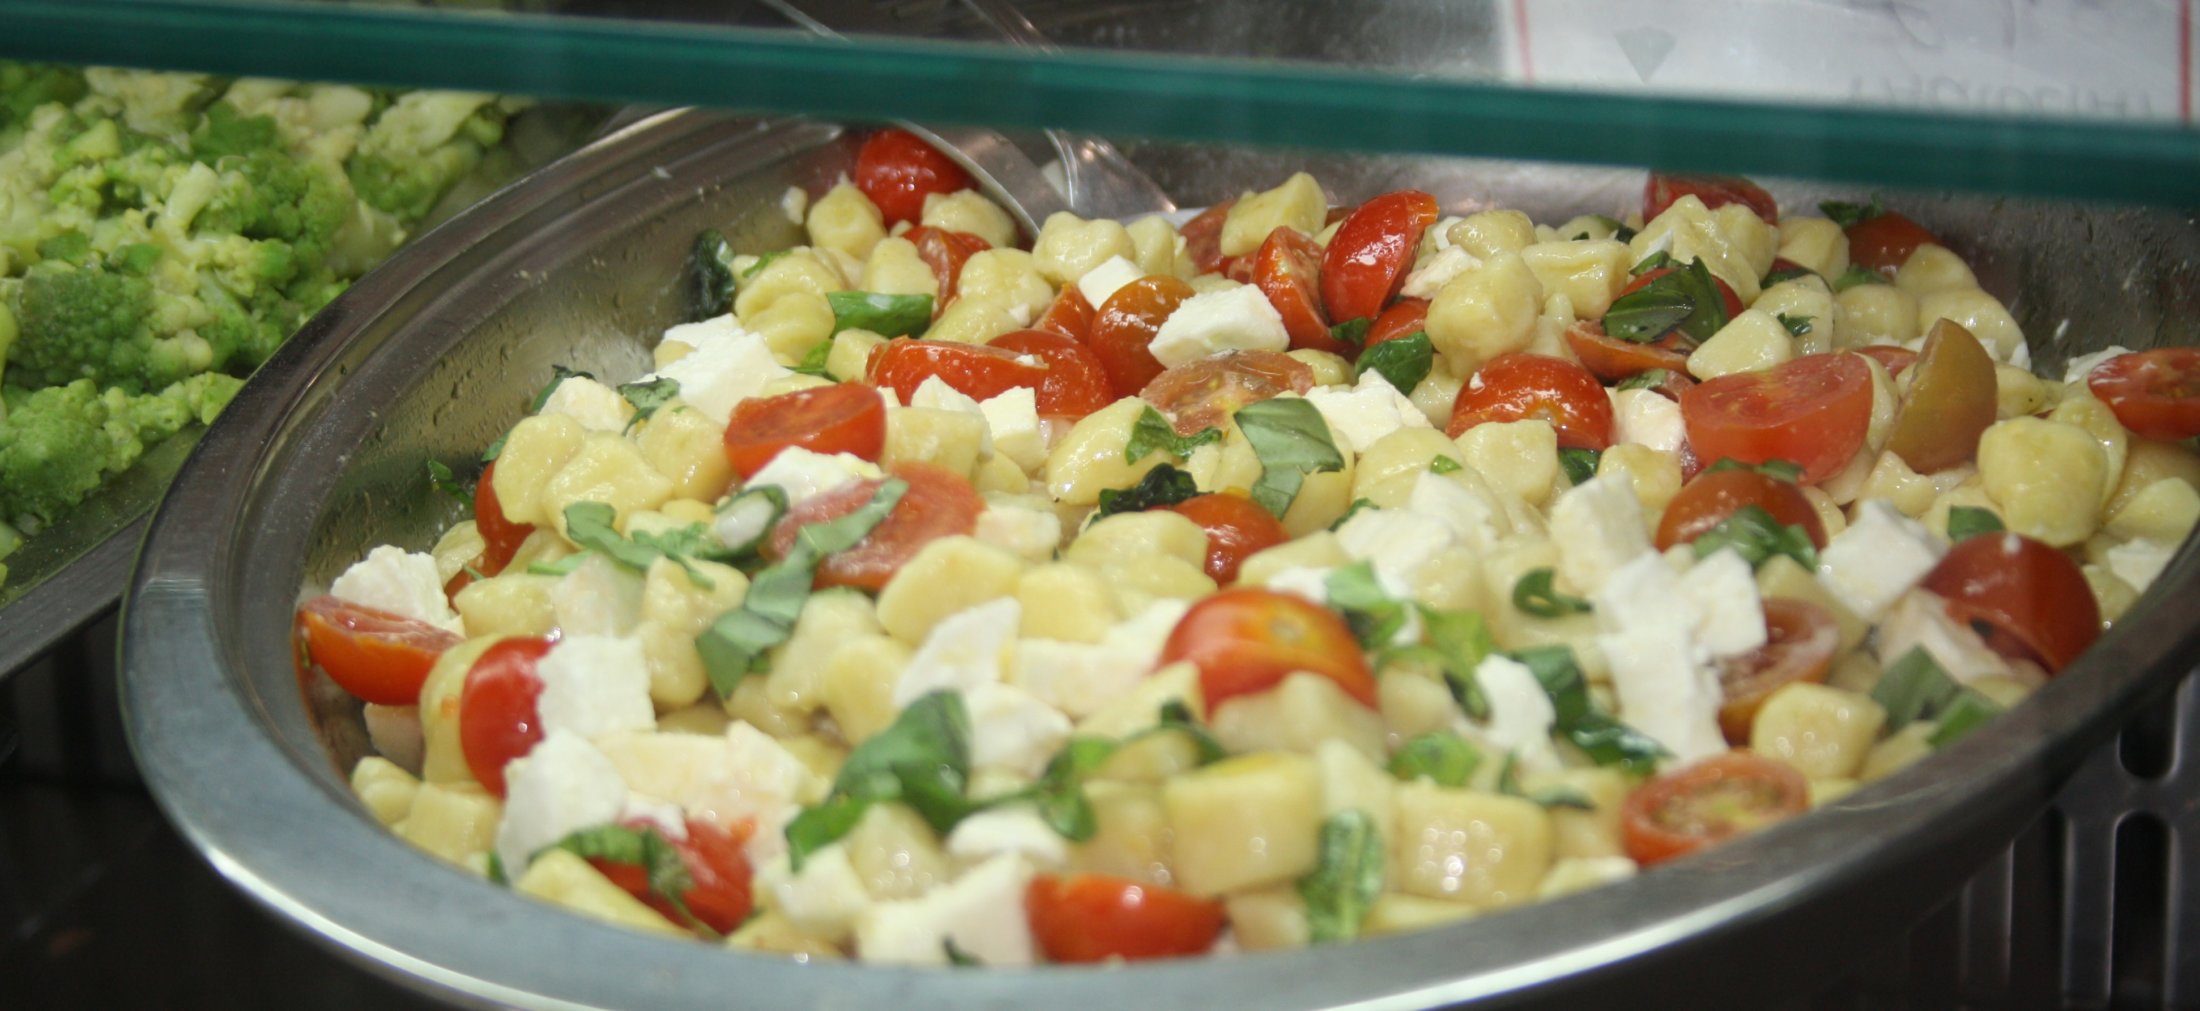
(1818, 198, 1882, 230)
(1329, 497, 1377, 531)
(1329, 317, 1372, 348)
(1776, 312, 1815, 337)
(426, 459, 472, 511)
(1761, 264, 1816, 287)
(564, 502, 675, 573)
(1325, 562, 1410, 649)
(526, 553, 590, 577)
(1832, 263, 1888, 292)
(698, 479, 907, 698)
(1494, 752, 1595, 809)
(1296, 810, 1384, 944)
(1516, 646, 1664, 773)
(529, 364, 593, 414)
(544, 823, 711, 935)
(781, 795, 870, 872)
(1558, 447, 1601, 486)
(943, 939, 981, 967)
(1420, 606, 1497, 720)
(1387, 733, 1481, 787)
(1629, 250, 1673, 276)
(1126, 405, 1223, 464)
(1591, 215, 1636, 243)
(1148, 700, 1229, 765)
(486, 851, 509, 886)
(1354, 331, 1433, 395)
(740, 250, 785, 283)
(1600, 285, 1692, 343)
(1429, 455, 1462, 475)
(1235, 398, 1346, 518)
(1512, 567, 1592, 618)
(1615, 369, 1678, 392)
(689, 228, 738, 320)
(618, 377, 681, 432)
(828, 291, 934, 338)
(1927, 691, 2005, 748)
(1871, 647, 1966, 732)
(785, 691, 973, 870)
(1703, 457, 1804, 483)
(1668, 258, 1731, 340)
(1947, 506, 2004, 542)
(713, 485, 789, 558)
(1094, 464, 1201, 519)
(482, 432, 509, 463)
(792, 339, 835, 378)
(1691, 503, 1818, 570)
(1027, 737, 1120, 841)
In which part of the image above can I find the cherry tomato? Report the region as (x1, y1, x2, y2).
(1644, 172, 1779, 224)
(1716, 599, 1841, 744)
(1365, 297, 1429, 348)
(1217, 254, 1257, 285)
(459, 636, 555, 797)
(1088, 275, 1195, 398)
(867, 338, 1051, 405)
(1139, 350, 1313, 436)
(1654, 467, 1827, 552)
(767, 463, 983, 592)
(1564, 319, 1693, 384)
(1620, 751, 1810, 866)
(590, 817, 755, 935)
(1845, 211, 1941, 278)
(1855, 345, 1919, 377)
(1034, 286, 1094, 341)
(722, 382, 888, 480)
(474, 459, 534, 576)
(1680, 354, 1872, 485)
(1253, 226, 1342, 354)
(1162, 588, 1377, 709)
(1447, 353, 1615, 451)
(1615, 265, 1746, 323)
(1885, 319, 1997, 474)
(902, 226, 991, 311)
(1027, 873, 1226, 963)
(294, 596, 462, 706)
(1168, 493, 1290, 584)
(1764, 257, 1814, 281)
(1320, 190, 1440, 325)
(853, 128, 973, 226)
(1180, 200, 1235, 275)
(2087, 347, 2200, 441)
(988, 329, 1116, 419)
(1922, 532, 2101, 674)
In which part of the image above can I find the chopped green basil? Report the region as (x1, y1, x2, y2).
(1387, 733, 1481, 787)
(1329, 497, 1377, 531)
(563, 502, 733, 588)
(712, 485, 790, 558)
(617, 376, 681, 432)
(1296, 810, 1384, 944)
(485, 850, 508, 886)
(1761, 264, 1816, 287)
(1605, 257, 1729, 344)
(1149, 700, 1229, 765)
(1691, 503, 1818, 570)
(1558, 447, 1601, 486)
(1379, 606, 1496, 720)
(1325, 562, 1411, 649)
(1615, 369, 1679, 392)
(689, 228, 738, 320)
(1126, 405, 1223, 464)
(1776, 312, 1815, 337)
(1512, 567, 1592, 618)
(740, 250, 785, 283)
(426, 459, 472, 511)
(1947, 506, 2005, 542)
(1515, 646, 1664, 773)
(1024, 737, 1120, 841)
(1329, 317, 1372, 348)
(1927, 690, 2006, 748)
(529, 364, 593, 414)
(1354, 331, 1433, 395)
(791, 339, 835, 378)
(526, 553, 591, 577)
(1832, 263, 1888, 292)
(784, 691, 973, 870)
(1494, 752, 1595, 810)
(544, 823, 712, 935)
(1818, 198, 1883, 230)
(1429, 455, 1463, 476)
(827, 291, 934, 338)
(1629, 250, 1673, 276)
(1235, 398, 1346, 518)
(1095, 464, 1201, 519)
(1872, 647, 1969, 733)
(1703, 457, 1804, 483)
(1591, 215, 1636, 243)
(943, 939, 981, 966)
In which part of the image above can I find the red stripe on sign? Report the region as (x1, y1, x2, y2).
(1514, 0, 1535, 83)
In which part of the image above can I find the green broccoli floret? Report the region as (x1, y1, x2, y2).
(189, 101, 282, 162)
(195, 149, 352, 274)
(0, 372, 241, 531)
(6, 261, 208, 393)
(347, 92, 509, 222)
(0, 63, 87, 132)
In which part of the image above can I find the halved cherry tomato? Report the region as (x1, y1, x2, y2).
(1027, 873, 1225, 963)
(1088, 275, 1195, 398)
(2087, 347, 2200, 441)
(474, 459, 534, 576)
(1655, 467, 1827, 552)
(1253, 226, 1342, 354)
(1855, 345, 1919, 377)
(1716, 599, 1841, 744)
(767, 462, 983, 592)
(294, 596, 462, 706)
(1168, 493, 1290, 584)
(902, 226, 991, 311)
(723, 382, 888, 479)
(1845, 211, 1941, 277)
(1615, 265, 1746, 322)
(590, 817, 755, 935)
(1139, 350, 1313, 435)
(853, 128, 973, 226)
(1764, 257, 1814, 281)
(1644, 172, 1779, 224)
(1320, 190, 1440, 325)
(1447, 353, 1615, 451)
(1922, 532, 2101, 674)
(1564, 319, 1693, 384)
(988, 329, 1116, 419)
(1885, 319, 1997, 474)
(1365, 297, 1429, 348)
(867, 338, 1050, 405)
(1162, 588, 1376, 709)
(459, 636, 555, 797)
(1680, 354, 1872, 485)
(1218, 254, 1257, 285)
(1620, 751, 1809, 866)
(1180, 201, 1235, 275)
(1034, 286, 1095, 340)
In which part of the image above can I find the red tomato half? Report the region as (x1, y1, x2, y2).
(767, 462, 983, 592)
(902, 226, 991, 311)
(474, 459, 534, 576)
(867, 338, 1051, 406)
(1655, 468, 1827, 552)
(1027, 873, 1226, 963)
(1845, 211, 1941, 277)
(988, 329, 1116, 419)
(1365, 297, 1429, 348)
(1034, 286, 1094, 341)
(294, 596, 462, 706)
(1139, 350, 1314, 436)
(1621, 751, 1809, 866)
(1447, 353, 1615, 451)
(1320, 190, 1440, 325)
(1922, 532, 2101, 674)
(1564, 319, 1693, 384)
(853, 128, 973, 225)
(590, 818, 755, 935)
(1168, 493, 1290, 584)
(1180, 201, 1235, 275)
(459, 636, 555, 797)
(1088, 275, 1195, 398)
(1680, 354, 1872, 485)
(1644, 172, 1780, 224)
(1717, 599, 1841, 744)
(1162, 588, 1377, 709)
(1253, 226, 1342, 354)
(722, 382, 889, 479)
(2087, 347, 2200, 441)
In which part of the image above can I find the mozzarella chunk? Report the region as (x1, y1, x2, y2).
(1600, 624, 1725, 764)
(944, 805, 1070, 868)
(1303, 371, 1432, 454)
(1407, 468, 1512, 554)
(965, 682, 1072, 778)
(1548, 477, 1653, 595)
(1874, 590, 2011, 684)
(745, 448, 884, 509)
(534, 634, 656, 740)
(1593, 550, 1697, 635)
(1401, 246, 1480, 300)
(538, 375, 634, 433)
(975, 501, 1062, 561)
(1472, 654, 1561, 773)
(760, 845, 873, 939)
(1008, 598, 1185, 718)
(1335, 506, 1456, 596)
(1076, 255, 1145, 310)
(1608, 388, 1685, 453)
(1678, 549, 1767, 658)
(645, 323, 789, 425)
(855, 853, 1039, 966)
(331, 545, 464, 634)
(494, 732, 631, 875)
(2063, 345, 2135, 385)
(911, 374, 985, 414)
(594, 723, 823, 866)
(978, 387, 1045, 472)
(1263, 565, 1335, 603)
(893, 598, 1023, 706)
(1816, 500, 1945, 620)
(549, 554, 645, 637)
(2106, 537, 2174, 593)
(1147, 284, 1290, 367)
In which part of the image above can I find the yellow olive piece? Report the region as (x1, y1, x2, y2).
(1886, 319, 1998, 474)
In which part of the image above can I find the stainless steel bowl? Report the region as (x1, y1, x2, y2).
(121, 107, 2200, 1009)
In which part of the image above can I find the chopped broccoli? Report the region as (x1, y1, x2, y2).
(0, 64, 87, 133)
(348, 92, 511, 221)
(6, 261, 208, 393)
(0, 373, 241, 531)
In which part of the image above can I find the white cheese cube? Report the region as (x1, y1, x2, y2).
(893, 598, 1023, 707)
(495, 732, 631, 875)
(1147, 284, 1290, 367)
(978, 387, 1045, 472)
(1303, 371, 1433, 454)
(2063, 345, 2134, 385)
(760, 845, 873, 940)
(1592, 550, 1697, 637)
(1106, 598, 1192, 659)
(911, 375, 985, 414)
(965, 682, 1072, 778)
(1009, 639, 1149, 719)
(975, 502, 1061, 562)
(1874, 590, 2011, 684)
(745, 448, 884, 509)
(331, 545, 464, 634)
(645, 325, 790, 425)
(855, 853, 1039, 966)
(1548, 477, 1654, 595)
(594, 723, 824, 866)
(1816, 499, 1946, 620)
(549, 554, 645, 637)
(2106, 537, 2174, 593)
(1472, 654, 1561, 773)
(1608, 387, 1685, 453)
(658, 313, 743, 355)
(1679, 549, 1767, 659)
(537, 375, 635, 433)
(1599, 625, 1726, 764)
(944, 806, 1069, 869)
(534, 634, 656, 741)
(1406, 469, 1512, 554)
(1262, 565, 1335, 604)
(1335, 506, 1457, 596)
(1076, 254, 1146, 310)
(1400, 246, 1480, 300)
